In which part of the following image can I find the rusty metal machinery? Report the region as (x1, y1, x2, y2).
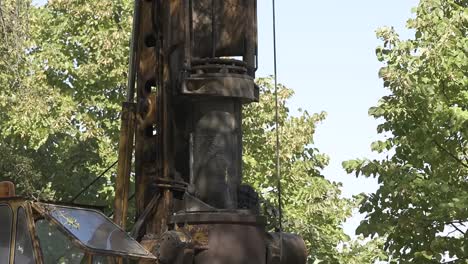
(114, 1, 307, 263)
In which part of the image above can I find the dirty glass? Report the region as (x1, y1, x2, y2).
(46, 205, 152, 257)
(0, 204, 12, 264)
(36, 219, 85, 264)
(91, 256, 137, 264)
(91, 256, 118, 264)
(14, 207, 35, 264)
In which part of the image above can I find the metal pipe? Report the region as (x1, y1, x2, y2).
(126, 0, 142, 102)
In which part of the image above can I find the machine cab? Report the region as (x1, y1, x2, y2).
(0, 182, 156, 264)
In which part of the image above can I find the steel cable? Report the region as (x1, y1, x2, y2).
(69, 160, 118, 203)
(272, 0, 284, 260)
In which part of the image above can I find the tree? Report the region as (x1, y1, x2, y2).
(337, 237, 388, 264)
(0, 0, 29, 92)
(0, 0, 133, 205)
(0, 0, 48, 197)
(343, 0, 467, 263)
(245, 78, 386, 263)
(0, 144, 55, 199)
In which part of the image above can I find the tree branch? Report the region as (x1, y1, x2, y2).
(450, 223, 466, 235)
(432, 139, 468, 169)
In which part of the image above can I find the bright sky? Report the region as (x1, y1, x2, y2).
(33, 0, 418, 236)
(256, 0, 418, 236)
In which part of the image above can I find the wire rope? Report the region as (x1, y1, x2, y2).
(272, 0, 284, 260)
(69, 160, 118, 203)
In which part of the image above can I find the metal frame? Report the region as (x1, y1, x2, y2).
(31, 202, 156, 260)
(0, 198, 43, 264)
(0, 198, 156, 264)
(122, 1, 307, 263)
(0, 203, 14, 264)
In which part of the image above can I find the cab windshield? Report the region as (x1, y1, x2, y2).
(35, 219, 85, 263)
(34, 203, 155, 263)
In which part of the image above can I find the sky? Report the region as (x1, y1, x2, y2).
(255, 0, 418, 236)
(33, 0, 419, 236)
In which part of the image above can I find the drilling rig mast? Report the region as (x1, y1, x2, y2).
(113, 1, 307, 263)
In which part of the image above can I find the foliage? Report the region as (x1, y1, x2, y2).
(0, 0, 30, 93)
(343, 0, 468, 263)
(244, 78, 386, 263)
(0, 144, 55, 200)
(0, 0, 49, 198)
(337, 236, 388, 264)
(0, 0, 133, 206)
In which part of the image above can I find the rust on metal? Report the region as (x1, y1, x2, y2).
(122, 1, 308, 263)
(113, 102, 136, 228)
(0, 181, 15, 198)
(177, 224, 210, 249)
